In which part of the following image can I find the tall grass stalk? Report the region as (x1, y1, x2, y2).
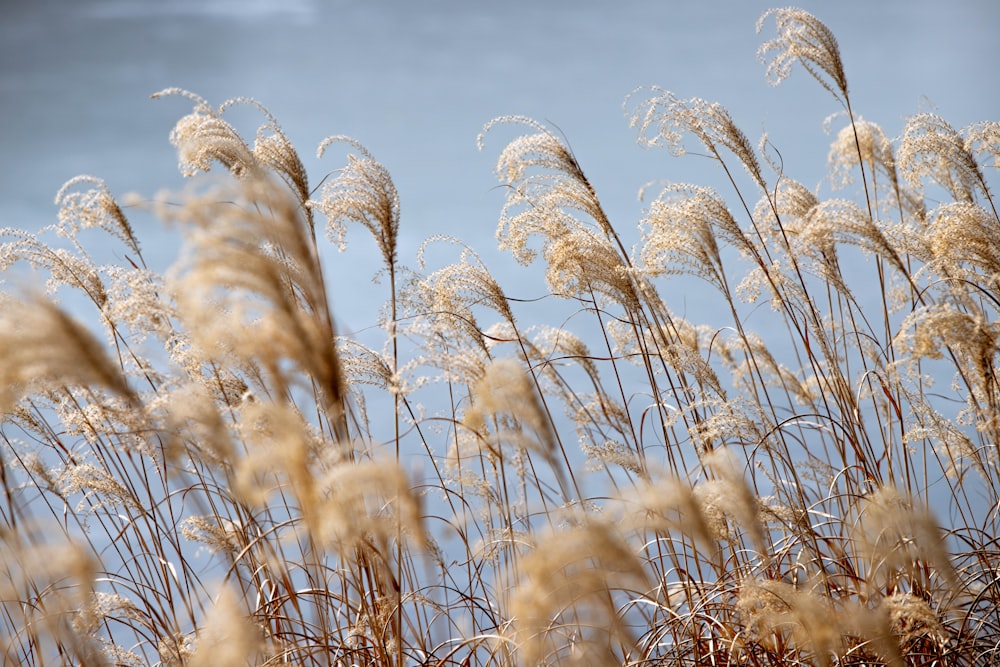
(2, 8, 998, 666)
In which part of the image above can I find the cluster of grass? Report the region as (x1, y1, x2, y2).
(2, 8, 999, 666)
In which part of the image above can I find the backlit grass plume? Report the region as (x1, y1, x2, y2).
(2, 8, 998, 666)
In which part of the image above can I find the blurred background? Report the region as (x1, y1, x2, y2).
(2, 0, 998, 333)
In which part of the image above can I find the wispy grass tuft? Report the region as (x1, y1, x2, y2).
(2, 8, 998, 666)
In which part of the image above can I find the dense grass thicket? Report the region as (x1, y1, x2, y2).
(3, 8, 999, 666)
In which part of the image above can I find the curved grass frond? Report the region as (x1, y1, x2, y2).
(54, 175, 141, 257)
(898, 113, 994, 207)
(626, 89, 766, 190)
(4, 9, 998, 666)
(756, 7, 849, 104)
(510, 521, 648, 666)
(0, 296, 134, 414)
(313, 137, 400, 269)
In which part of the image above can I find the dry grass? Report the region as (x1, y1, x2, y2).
(2, 8, 999, 666)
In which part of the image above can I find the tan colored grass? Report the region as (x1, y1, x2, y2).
(2, 8, 998, 666)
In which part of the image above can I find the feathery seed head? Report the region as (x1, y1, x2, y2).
(418, 246, 514, 323)
(403, 245, 514, 353)
(465, 357, 555, 458)
(57, 461, 141, 513)
(757, 8, 849, 104)
(855, 486, 956, 594)
(102, 264, 174, 344)
(480, 116, 616, 264)
(180, 516, 244, 555)
(479, 116, 584, 185)
(700, 447, 766, 549)
(0, 231, 109, 306)
(0, 296, 133, 414)
(232, 400, 325, 509)
(544, 227, 637, 306)
(622, 474, 717, 550)
(511, 521, 647, 666)
(826, 116, 896, 189)
(927, 201, 1000, 280)
(169, 110, 255, 178)
(898, 113, 988, 202)
(314, 458, 426, 555)
(965, 120, 1000, 169)
(904, 404, 983, 481)
(808, 199, 902, 270)
(582, 439, 644, 477)
(162, 174, 346, 419)
(188, 587, 262, 667)
(337, 337, 395, 391)
(219, 96, 311, 202)
(639, 184, 734, 290)
(737, 578, 840, 667)
(627, 89, 766, 188)
(156, 380, 236, 464)
(54, 175, 141, 255)
(312, 137, 400, 268)
(74, 591, 142, 636)
(898, 304, 1000, 412)
(881, 592, 948, 647)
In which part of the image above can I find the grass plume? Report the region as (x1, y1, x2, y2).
(2, 8, 998, 666)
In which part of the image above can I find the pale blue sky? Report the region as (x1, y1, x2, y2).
(2, 0, 998, 330)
